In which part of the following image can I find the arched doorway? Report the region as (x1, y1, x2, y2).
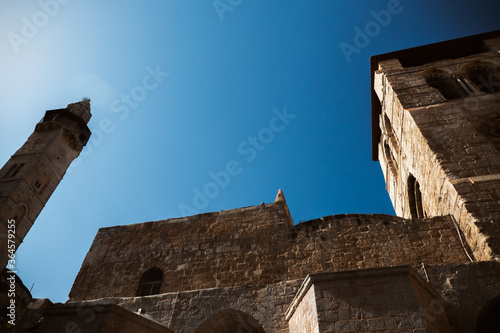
(194, 309, 266, 333)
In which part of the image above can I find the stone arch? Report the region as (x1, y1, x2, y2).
(461, 61, 500, 94)
(194, 309, 266, 333)
(421, 69, 468, 100)
(476, 295, 500, 332)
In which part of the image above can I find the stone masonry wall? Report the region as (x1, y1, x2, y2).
(70, 199, 293, 301)
(287, 285, 319, 333)
(286, 266, 454, 333)
(62, 262, 500, 332)
(38, 304, 173, 333)
(69, 196, 469, 301)
(286, 213, 468, 280)
(374, 39, 500, 260)
(423, 260, 500, 333)
(67, 279, 303, 333)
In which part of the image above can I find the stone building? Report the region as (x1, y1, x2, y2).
(3, 30, 500, 332)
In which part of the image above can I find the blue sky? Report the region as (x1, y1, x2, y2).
(1, 0, 499, 302)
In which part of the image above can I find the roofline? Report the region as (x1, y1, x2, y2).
(370, 30, 500, 161)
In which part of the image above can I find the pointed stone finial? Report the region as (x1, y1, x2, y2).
(274, 189, 286, 203)
(66, 99, 92, 124)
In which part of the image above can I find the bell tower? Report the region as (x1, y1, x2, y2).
(371, 31, 500, 261)
(0, 100, 91, 267)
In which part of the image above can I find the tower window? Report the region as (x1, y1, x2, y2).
(464, 62, 500, 94)
(2, 163, 25, 179)
(34, 180, 42, 191)
(137, 267, 163, 296)
(422, 70, 468, 100)
(408, 174, 424, 219)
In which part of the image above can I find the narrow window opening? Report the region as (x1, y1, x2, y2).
(466, 65, 500, 94)
(383, 114, 393, 135)
(3, 163, 25, 179)
(34, 180, 42, 191)
(383, 141, 398, 177)
(137, 267, 162, 296)
(408, 174, 424, 219)
(422, 70, 468, 100)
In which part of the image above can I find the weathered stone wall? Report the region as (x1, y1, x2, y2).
(286, 213, 468, 279)
(69, 196, 469, 302)
(66, 279, 303, 333)
(287, 284, 319, 333)
(37, 304, 173, 333)
(69, 199, 293, 300)
(374, 38, 500, 260)
(423, 260, 500, 333)
(60, 261, 500, 332)
(286, 266, 454, 333)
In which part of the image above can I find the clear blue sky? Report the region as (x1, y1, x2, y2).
(1, 0, 499, 302)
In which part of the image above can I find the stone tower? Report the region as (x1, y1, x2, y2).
(0, 100, 91, 267)
(371, 31, 500, 261)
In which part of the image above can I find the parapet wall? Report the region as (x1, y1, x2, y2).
(69, 198, 469, 301)
(286, 213, 469, 280)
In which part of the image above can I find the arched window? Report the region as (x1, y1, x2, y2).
(408, 174, 424, 219)
(422, 70, 468, 100)
(477, 296, 500, 332)
(136, 267, 162, 296)
(463, 62, 500, 94)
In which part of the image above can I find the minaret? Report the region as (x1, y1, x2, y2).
(0, 100, 91, 267)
